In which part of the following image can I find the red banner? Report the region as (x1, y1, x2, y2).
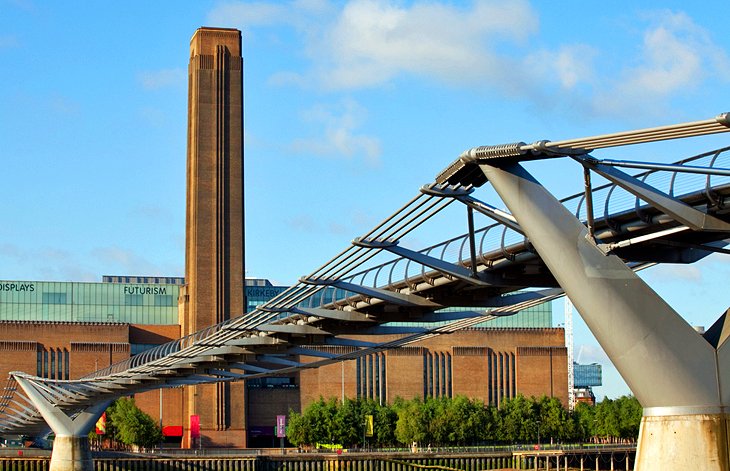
(95, 412, 106, 435)
(190, 415, 200, 439)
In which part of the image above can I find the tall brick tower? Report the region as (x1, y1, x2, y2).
(179, 27, 246, 447)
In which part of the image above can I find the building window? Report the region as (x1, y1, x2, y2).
(57, 348, 63, 380)
(356, 357, 361, 398)
(125, 294, 144, 306)
(42, 292, 67, 304)
(154, 295, 174, 307)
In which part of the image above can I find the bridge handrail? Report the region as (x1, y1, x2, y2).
(80, 147, 730, 380)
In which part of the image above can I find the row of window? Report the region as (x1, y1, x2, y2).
(0, 306, 177, 324)
(424, 351, 453, 399)
(103, 275, 185, 285)
(488, 351, 517, 407)
(0, 281, 180, 324)
(0, 281, 180, 306)
(37, 348, 70, 380)
(354, 350, 517, 406)
(356, 353, 387, 402)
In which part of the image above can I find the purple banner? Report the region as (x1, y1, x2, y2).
(276, 415, 286, 438)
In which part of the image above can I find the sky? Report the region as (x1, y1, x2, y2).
(2, 0, 730, 401)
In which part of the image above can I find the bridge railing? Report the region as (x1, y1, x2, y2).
(303, 146, 730, 308)
(57, 147, 730, 382)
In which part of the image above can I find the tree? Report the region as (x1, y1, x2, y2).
(374, 400, 398, 446)
(498, 395, 535, 443)
(332, 398, 361, 446)
(303, 397, 339, 445)
(573, 401, 596, 441)
(535, 396, 573, 442)
(286, 410, 311, 446)
(393, 397, 428, 445)
(615, 395, 642, 439)
(594, 398, 620, 441)
(107, 398, 162, 449)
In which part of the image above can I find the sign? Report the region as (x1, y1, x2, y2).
(365, 414, 373, 437)
(95, 412, 106, 435)
(276, 415, 286, 438)
(190, 415, 200, 439)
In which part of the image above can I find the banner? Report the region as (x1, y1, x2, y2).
(190, 414, 200, 439)
(365, 414, 374, 437)
(95, 412, 106, 435)
(276, 415, 286, 438)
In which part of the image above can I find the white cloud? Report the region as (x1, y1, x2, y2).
(575, 343, 610, 364)
(593, 11, 730, 118)
(525, 44, 597, 90)
(207, 2, 288, 27)
(138, 68, 186, 90)
(91, 246, 166, 276)
(207, 0, 333, 30)
(0, 243, 96, 282)
(208, 2, 730, 119)
(286, 214, 317, 232)
(314, 0, 539, 90)
(289, 99, 381, 166)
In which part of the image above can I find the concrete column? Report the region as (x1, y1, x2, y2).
(480, 162, 730, 470)
(14, 376, 111, 471)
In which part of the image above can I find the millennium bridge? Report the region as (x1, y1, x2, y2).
(2, 114, 730, 470)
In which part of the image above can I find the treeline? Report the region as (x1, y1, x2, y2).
(286, 395, 642, 448)
(89, 398, 162, 450)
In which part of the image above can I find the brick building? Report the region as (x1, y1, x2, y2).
(0, 277, 567, 447)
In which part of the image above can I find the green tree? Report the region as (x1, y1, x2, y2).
(498, 395, 535, 443)
(535, 396, 573, 442)
(108, 398, 162, 449)
(303, 397, 339, 444)
(332, 398, 361, 446)
(594, 398, 620, 440)
(615, 395, 642, 439)
(573, 401, 596, 441)
(374, 400, 398, 446)
(393, 397, 428, 445)
(286, 410, 312, 446)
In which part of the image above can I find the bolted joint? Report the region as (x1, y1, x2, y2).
(351, 237, 398, 249)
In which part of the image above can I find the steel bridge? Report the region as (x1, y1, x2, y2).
(2, 114, 730, 470)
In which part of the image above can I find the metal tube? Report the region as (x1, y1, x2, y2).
(525, 115, 730, 152)
(467, 207, 479, 276)
(595, 158, 730, 177)
(583, 167, 596, 242)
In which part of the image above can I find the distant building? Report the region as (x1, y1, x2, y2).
(245, 278, 288, 313)
(574, 362, 602, 405)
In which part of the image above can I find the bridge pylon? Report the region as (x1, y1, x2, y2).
(14, 376, 111, 471)
(479, 161, 729, 470)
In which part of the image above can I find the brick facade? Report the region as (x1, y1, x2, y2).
(0, 325, 567, 448)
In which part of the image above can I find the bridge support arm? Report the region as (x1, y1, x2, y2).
(479, 162, 729, 470)
(14, 376, 111, 471)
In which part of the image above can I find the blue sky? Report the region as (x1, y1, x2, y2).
(2, 0, 730, 400)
